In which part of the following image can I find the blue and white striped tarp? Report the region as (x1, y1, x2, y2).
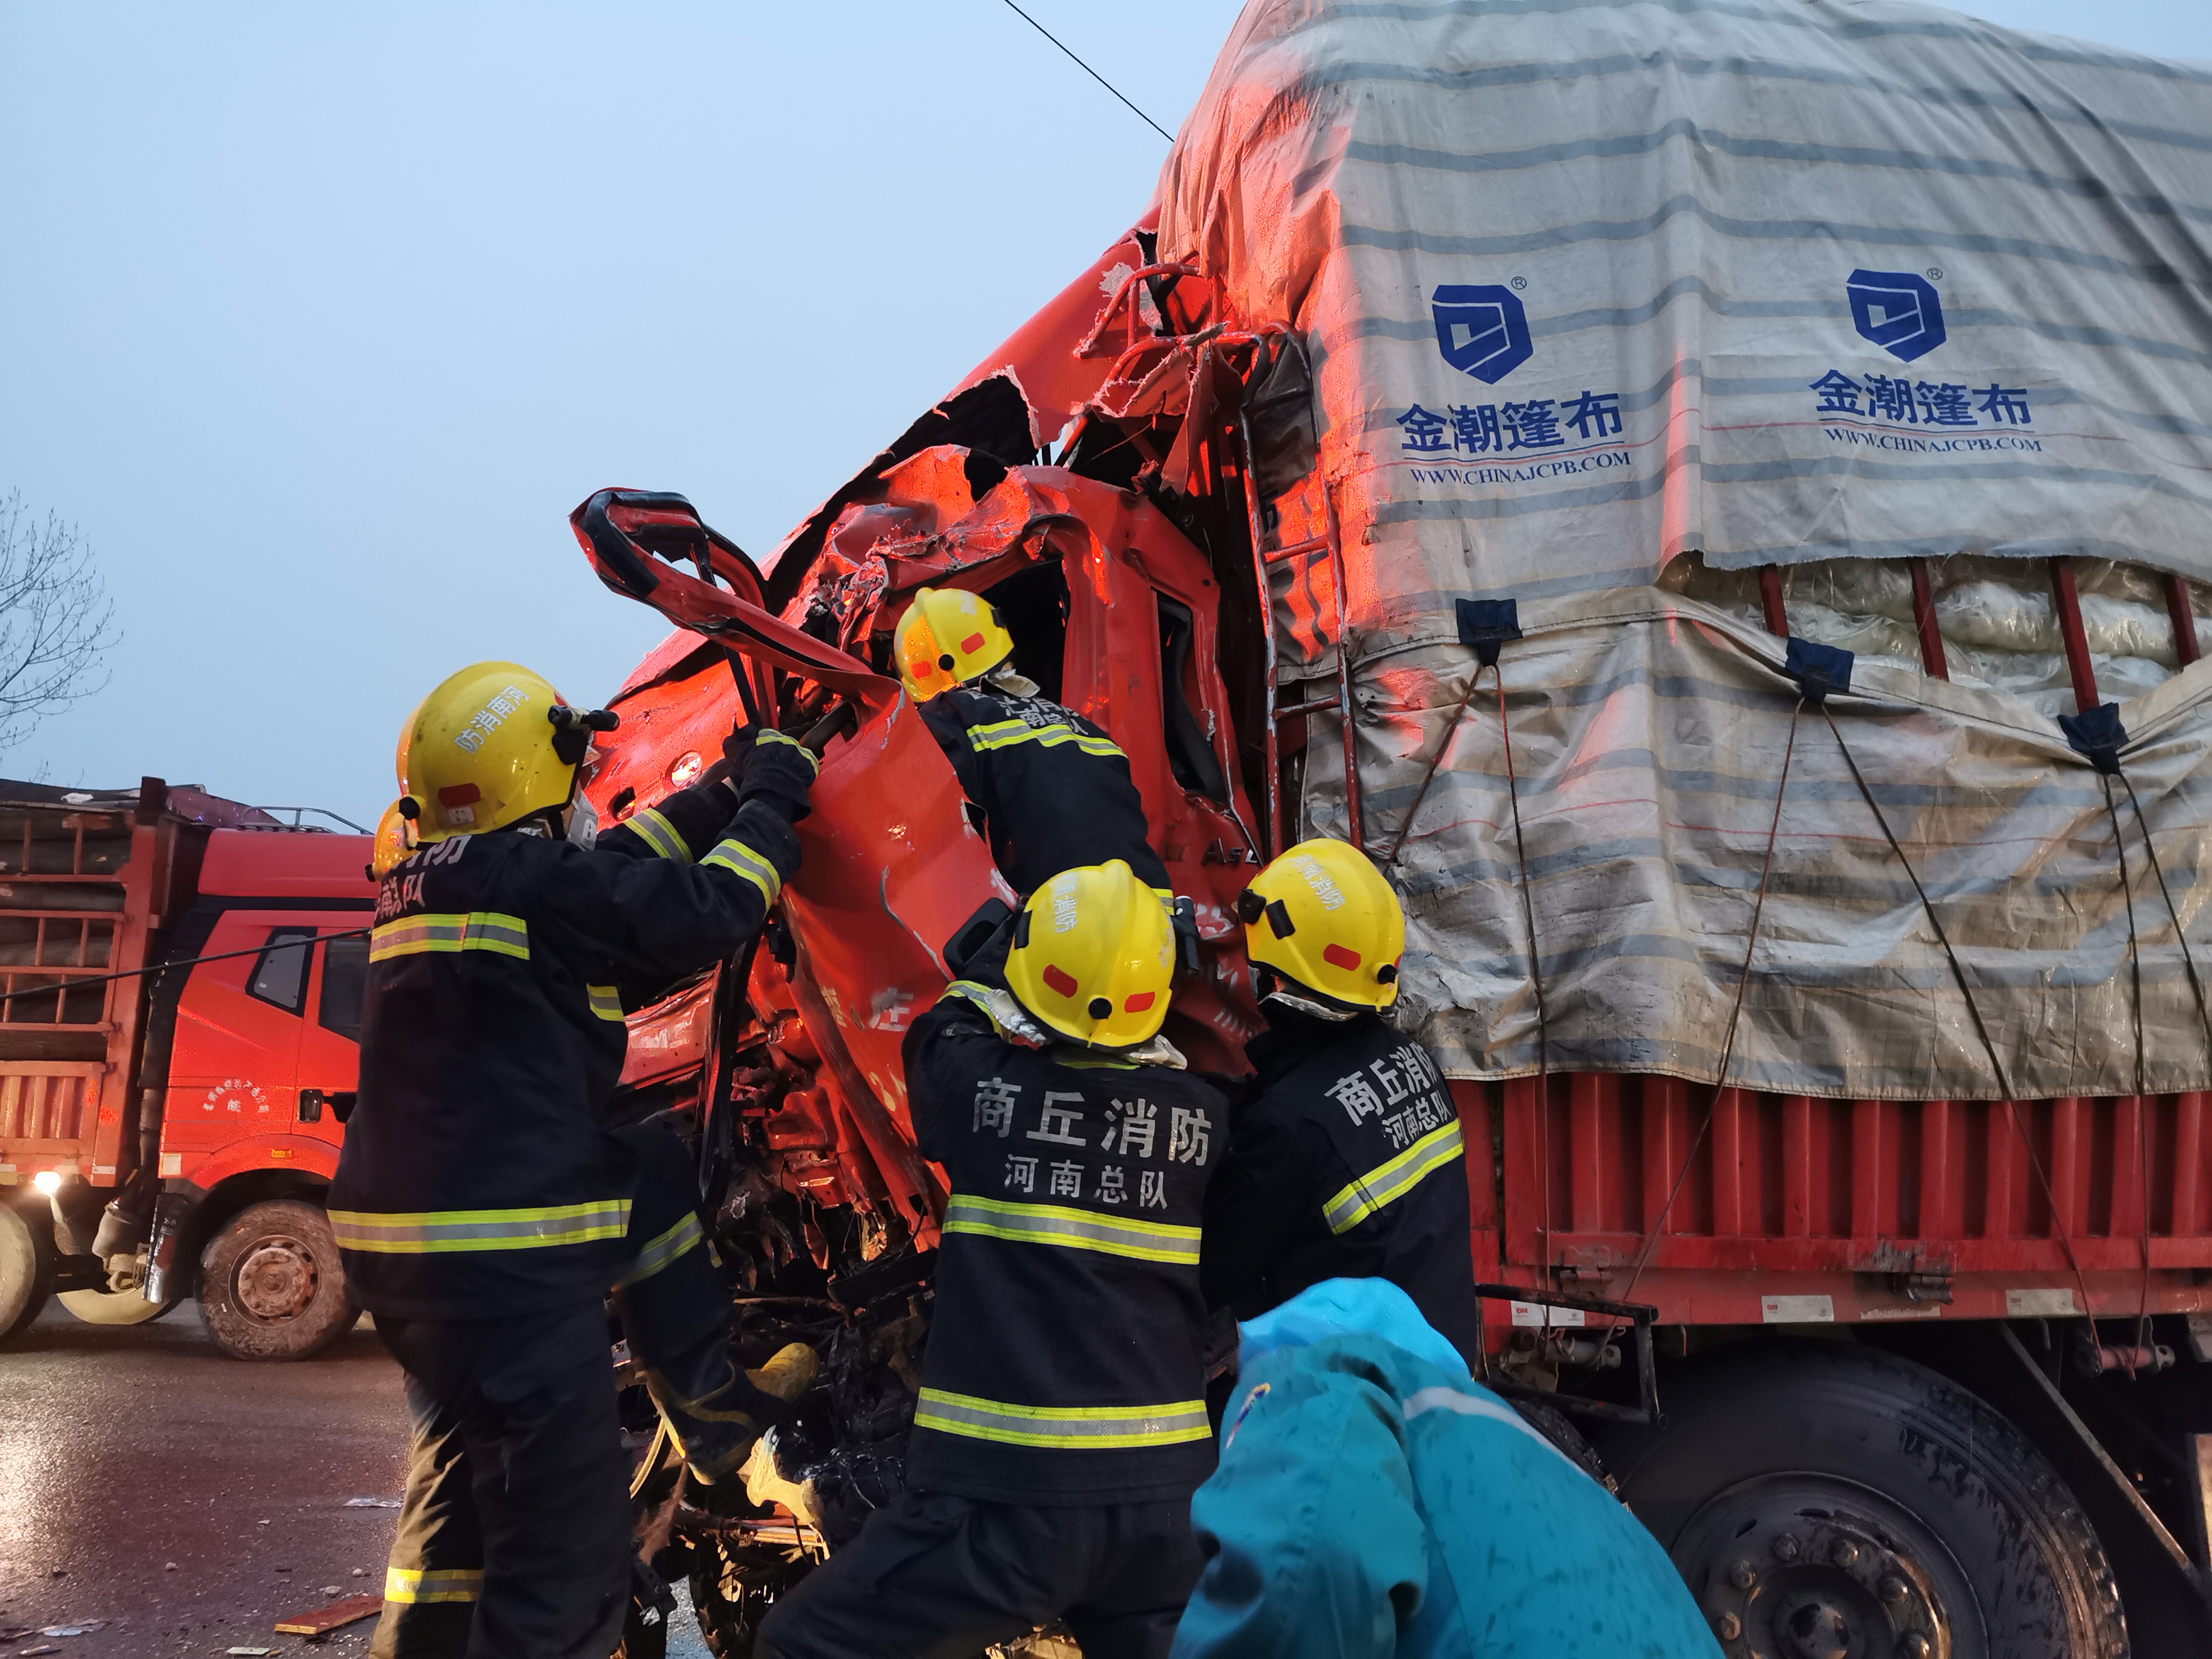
(1158, 0, 2212, 1096)
(1161, 0, 2212, 620)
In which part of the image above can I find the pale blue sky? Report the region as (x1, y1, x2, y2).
(2, 1, 2207, 826)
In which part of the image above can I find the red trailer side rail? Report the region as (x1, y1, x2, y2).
(1470, 1075, 2212, 1326)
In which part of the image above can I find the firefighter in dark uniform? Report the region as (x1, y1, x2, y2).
(1200, 838, 1478, 1364)
(758, 860, 1226, 1659)
(898, 583, 1171, 897)
(332, 660, 819, 1659)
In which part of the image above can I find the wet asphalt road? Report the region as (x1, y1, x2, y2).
(0, 1301, 409, 1659)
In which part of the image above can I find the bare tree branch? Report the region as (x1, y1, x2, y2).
(0, 490, 119, 756)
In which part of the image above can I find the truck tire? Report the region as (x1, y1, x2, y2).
(1595, 1341, 2127, 1659)
(197, 1199, 357, 1361)
(0, 1196, 54, 1342)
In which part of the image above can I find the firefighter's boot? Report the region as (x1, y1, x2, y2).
(645, 1337, 819, 1484)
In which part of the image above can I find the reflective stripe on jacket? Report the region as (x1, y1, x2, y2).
(329, 1199, 634, 1254)
(330, 784, 794, 1319)
(384, 1566, 485, 1606)
(942, 1194, 1202, 1265)
(1321, 1121, 1466, 1235)
(914, 1387, 1212, 1449)
(369, 910, 531, 962)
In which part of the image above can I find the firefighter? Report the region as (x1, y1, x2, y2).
(899, 583, 1171, 896)
(1199, 839, 1478, 1364)
(332, 661, 819, 1659)
(757, 860, 1226, 1659)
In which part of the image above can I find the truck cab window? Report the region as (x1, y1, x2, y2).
(1158, 597, 1229, 803)
(982, 563, 1068, 704)
(246, 927, 317, 1014)
(318, 934, 369, 1043)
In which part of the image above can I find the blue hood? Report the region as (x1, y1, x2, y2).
(1237, 1276, 1471, 1379)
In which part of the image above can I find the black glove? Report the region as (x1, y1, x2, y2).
(719, 720, 762, 775)
(725, 723, 818, 824)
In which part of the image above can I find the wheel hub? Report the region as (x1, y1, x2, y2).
(1679, 1480, 1954, 1659)
(235, 1233, 318, 1321)
(1780, 1598, 1850, 1659)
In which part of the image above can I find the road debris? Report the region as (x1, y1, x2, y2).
(226, 1648, 276, 1656)
(19, 1645, 59, 1656)
(273, 1594, 381, 1637)
(341, 1497, 400, 1509)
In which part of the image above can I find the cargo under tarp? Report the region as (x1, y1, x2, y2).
(1359, 588, 2212, 1101)
(1153, 0, 2212, 1096)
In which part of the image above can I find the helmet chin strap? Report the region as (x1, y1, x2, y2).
(565, 789, 598, 849)
(506, 797, 589, 845)
(1255, 967, 1360, 1023)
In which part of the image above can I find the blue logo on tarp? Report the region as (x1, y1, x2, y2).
(1432, 285, 1532, 383)
(1846, 269, 1946, 362)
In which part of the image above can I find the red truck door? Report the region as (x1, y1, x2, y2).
(297, 928, 365, 1137)
(161, 911, 364, 1360)
(161, 912, 348, 1183)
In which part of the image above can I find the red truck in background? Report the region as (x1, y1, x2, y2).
(0, 777, 375, 1359)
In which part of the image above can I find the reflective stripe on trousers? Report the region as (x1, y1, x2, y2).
(1321, 1120, 1465, 1234)
(586, 983, 624, 1022)
(384, 1566, 483, 1604)
(612, 1212, 703, 1290)
(700, 837, 782, 906)
(942, 1194, 1199, 1265)
(914, 1387, 1210, 1448)
(965, 719, 1125, 760)
(625, 806, 690, 863)
(330, 1199, 632, 1254)
(370, 911, 530, 963)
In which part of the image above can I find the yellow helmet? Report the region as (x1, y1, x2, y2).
(398, 661, 609, 841)
(369, 800, 415, 878)
(1238, 838, 1405, 1011)
(1004, 860, 1175, 1048)
(896, 586, 1013, 702)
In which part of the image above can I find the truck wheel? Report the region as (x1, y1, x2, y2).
(0, 1197, 54, 1341)
(1596, 1341, 2127, 1659)
(198, 1199, 357, 1361)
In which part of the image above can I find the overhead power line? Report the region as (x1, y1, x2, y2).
(997, 0, 1174, 143)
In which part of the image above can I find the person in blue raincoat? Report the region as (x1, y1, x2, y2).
(1171, 1278, 1718, 1659)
